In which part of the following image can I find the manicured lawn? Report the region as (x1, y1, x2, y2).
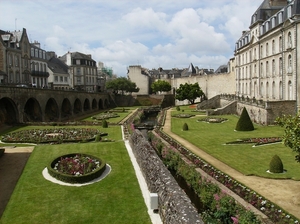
(170, 108, 300, 180)
(0, 125, 151, 224)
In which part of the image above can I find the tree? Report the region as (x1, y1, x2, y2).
(235, 107, 254, 131)
(151, 80, 171, 94)
(276, 114, 300, 162)
(105, 77, 139, 95)
(175, 82, 204, 104)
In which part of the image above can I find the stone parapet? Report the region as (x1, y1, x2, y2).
(129, 130, 203, 224)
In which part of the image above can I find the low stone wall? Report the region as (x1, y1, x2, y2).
(129, 130, 203, 224)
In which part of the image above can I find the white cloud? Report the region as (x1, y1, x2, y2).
(0, 0, 263, 76)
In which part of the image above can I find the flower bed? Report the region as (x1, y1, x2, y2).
(91, 113, 120, 120)
(197, 117, 228, 123)
(1, 128, 107, 144)
(47, 153, 106, 184)
(171, 114, 195, 118)
(226, 137, 282, 146)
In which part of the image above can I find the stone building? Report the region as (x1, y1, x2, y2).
(47, 52, 72, 90)
(127, 65, 150, 95)
(30, 41, 49, 88)
(0, 28, 31, 85)
(235, 0, 300, 110)
(59, 51, 98, 92)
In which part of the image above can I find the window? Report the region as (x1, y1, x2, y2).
(272, 59, 275, 76)
(39, 50, 42, 58)
(15, 56, 19, 67)
(287, 5, 292, 18)
(279, 36, 282, 51)
(260, 45, 263, 58)
(266, 43, 269, 56)
(76, 68, 80, 75)
(77, 77, 81, 83)
(55, 76, 58, 82)
(260, 62, 264, 77)
(76, 60, 80, 65)
(60, 76, 63, 82)
(64, 77, 68, 82)
(279, 57, 283, 75)
(31, 48, 34, 57)
(272, 17, 276, 28)
(288, 55, 292, 73)
(272, 39, 275, 54)
(266, 61, 269, 77)
(288, 32, 292, 48)
(265, 22, 269, 31)
(278, 12, 283, 23)
(35, 49, 38, 57)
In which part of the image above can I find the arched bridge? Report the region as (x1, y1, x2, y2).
(0, 86, 112, 125)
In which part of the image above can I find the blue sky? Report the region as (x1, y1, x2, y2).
(1, 0, 263, 76)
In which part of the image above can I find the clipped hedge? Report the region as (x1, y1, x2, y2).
(269, 155, 284, 173)
(47, 153, 106, 184)
(235, 107, 254, 131)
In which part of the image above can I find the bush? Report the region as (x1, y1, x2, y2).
(235, 107, 254, 131)
(95, 134, 101, 142)
(269, 155, 284, 173)
(0, 148, 5, 158)
(102, 119, 108, 128)
(182, 123, 189, 131)
(176, 106, 180, 111)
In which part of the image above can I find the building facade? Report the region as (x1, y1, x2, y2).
(30, 41, 49, 88)
(235, 0, 300, 111)
(59, 51, 98, 92)
(0, 28, 31, 85)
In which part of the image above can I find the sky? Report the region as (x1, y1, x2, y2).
(1, 0, 263, 76)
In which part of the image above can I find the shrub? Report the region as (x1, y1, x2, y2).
(235, 107, 254, 131)
(182, 123, 189, 131)
(0, 148, 5, 157)
(269, 155, 284, 173)
(102, 119, 108, 128)
(95, 134, 101, 142)
(176, 106, 180, 111)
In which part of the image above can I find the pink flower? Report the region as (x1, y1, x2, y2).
(231, 216, 239, 224)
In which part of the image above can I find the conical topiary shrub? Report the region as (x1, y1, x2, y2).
(269, 155, 284, 173)
(235, 107, 254, 131)
(102, 119, 108, 128)
(182, 123, 189, 131)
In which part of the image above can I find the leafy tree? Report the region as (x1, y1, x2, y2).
(105, 77, 139, 95)
(276, 114, 300, 162)
(151, 80, 171, 93)
(175, 82, 204, 104)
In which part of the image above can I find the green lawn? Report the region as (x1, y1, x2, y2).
(170, 107, 300, 180)
(0, 125, 151, 224)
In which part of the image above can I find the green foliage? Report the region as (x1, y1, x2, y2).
(182, 122, 189, 131)
(102, 119, 108, 128)
(276, 114, 300, 162)
(235, 107, 254, 131)
(269, 155, 284, 173)
(105, 77, 139, 95)
(175, 82, 204, 104)
(151, 79, 171, 93)
(176, 106, 180, 111)
(95, 134, 101, 142)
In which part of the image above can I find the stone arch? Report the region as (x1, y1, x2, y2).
(98, 99, 103, 109)
(24, 98, 42, 122)
(0, 97, 18, 125)
(73, 98, 82, 114)
(61, 98, 72, 120)
(92, 99, 97, 110)
(45, 98, 59, 122)
(288, 80, 293, 100)
(279, 81, 283, 99)
(83, 98, 90, 111)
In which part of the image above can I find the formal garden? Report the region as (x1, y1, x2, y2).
(149, 105, 300, 223)
(1, 105, 300, 223)
(0, 107, 152, 224)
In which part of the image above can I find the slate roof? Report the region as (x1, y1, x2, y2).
(48, 57, 69, 74)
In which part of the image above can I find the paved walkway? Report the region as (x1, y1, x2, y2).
(162, 108, 300, 220)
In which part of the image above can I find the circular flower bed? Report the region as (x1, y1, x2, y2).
(47, 153, 106, 184)
(197, 117, 228, 123)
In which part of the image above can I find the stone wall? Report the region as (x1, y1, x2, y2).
(197, 94, 296, 125)
(129, 130, 203, 224)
